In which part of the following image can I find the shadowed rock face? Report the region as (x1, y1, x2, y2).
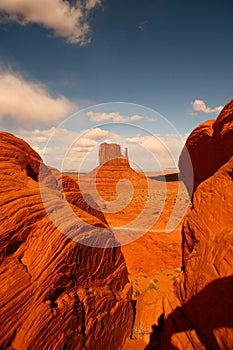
(179, 99, 233, 196)
(158, 99, 233, 350)
(0, 132, 133, 350)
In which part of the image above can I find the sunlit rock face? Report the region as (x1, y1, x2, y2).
(0, 132, 133, 350)
(158, 99, 233, 350)
(179, 98, 233, 196)
(99, 142, 129, 167)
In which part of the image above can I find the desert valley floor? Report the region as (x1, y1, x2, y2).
(66, 169, 190, 349)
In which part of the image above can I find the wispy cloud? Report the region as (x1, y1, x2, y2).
(18, 126, 119, 170)
(0, 0, 102, 45)
(19, 127, 117, 154)
(126, 133, 188, 169)
(138, 20, 149, 31)
(0, 70, 75, 126)
(87, 111, 143, 123)
(191, 99, 223, 115)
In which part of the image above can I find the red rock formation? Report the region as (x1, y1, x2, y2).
(159, 99, 233, 349)
(80, 156, 148, 225)
(0, 132, 133, 350)
(99, 142, 129, 166)
(179, 98, 233, 195)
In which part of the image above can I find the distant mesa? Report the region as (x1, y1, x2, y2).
(99, 142, 129, 167)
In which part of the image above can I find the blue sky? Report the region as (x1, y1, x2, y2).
(0, 0, 232, 170)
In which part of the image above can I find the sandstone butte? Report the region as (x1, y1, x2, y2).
(156, 98, 233, 349)
(99, 142, 129, 167)
(80, 143, 148, 229)
(0, 132, 133, 350)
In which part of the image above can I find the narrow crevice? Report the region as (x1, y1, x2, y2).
(18, 257, 32, 280)
(26, 163, 38, 182)
(130, 299, 137, 339)
(6, 240, 23, 256)
(4, 328, 17, 349)
(74, 293, 87, 348)
(48, 287, 65, 310)
(109, 285, 117, 301)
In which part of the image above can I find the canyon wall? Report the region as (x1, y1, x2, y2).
(0, 132, 133, 350)
(158, 99, 233, 349)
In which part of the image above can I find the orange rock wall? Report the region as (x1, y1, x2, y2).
(159, 99, 233, 349)
(0, 132, 133, 350)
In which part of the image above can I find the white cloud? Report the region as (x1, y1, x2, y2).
(85, 0, 102, 10)
(17, 127, 187, 171)
(126, 134, 188, 169)
(0, 71, 75, 126)
(18, 127, 117, 164)
(0, 0, 102, 45)
(82, 128, 111, 140)
(192, 99, 223, 114)
(138, 20, 148, 31)
(81, 127, 120, 140)
(130, 114, 143, 121)
(87, 111, 143, 123)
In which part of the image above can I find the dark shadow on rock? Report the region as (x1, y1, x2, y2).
(145, 276, 233, 349)
(130, 300, 137, 339)
(144, 314, 164, 350)
(149, 173, 180, 182)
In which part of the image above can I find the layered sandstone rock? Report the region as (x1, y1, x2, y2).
(179, 99, 233, 195)
(0, 132, 133, 350)
(80, 154, 148, 229)
(99, 142, 129, 166)
(158, 99, 233, 349)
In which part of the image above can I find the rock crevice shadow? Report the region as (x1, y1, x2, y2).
(145, 276, 233, 349)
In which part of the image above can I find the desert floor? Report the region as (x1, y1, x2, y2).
(66, 170, 190, 349)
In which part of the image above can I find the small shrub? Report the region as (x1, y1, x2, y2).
(148, 283, 159, 290)
(134, 290, 141, 298)
(133, 323, 150, 335)
(175, 267, 182, 273)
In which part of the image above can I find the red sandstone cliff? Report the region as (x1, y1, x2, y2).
(0, 132, 133, 350)
(157, 99, 233, 349)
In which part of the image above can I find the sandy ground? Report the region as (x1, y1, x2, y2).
(66, 170, 190, 349)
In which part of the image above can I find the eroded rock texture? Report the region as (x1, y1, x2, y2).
(0, 132, 133, 350)
(179, 99, 233, 196)
(158, 99, 233, 349)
